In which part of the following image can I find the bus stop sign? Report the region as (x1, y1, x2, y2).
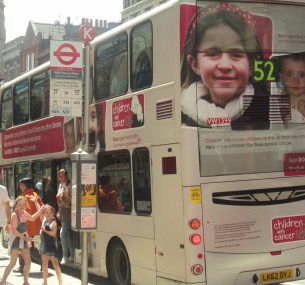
(79, 23, 96, 45)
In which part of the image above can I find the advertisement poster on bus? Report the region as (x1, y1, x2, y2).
(180, 2, 305, 176)
(2, 117, 65, 159)
(0, 116, 83, 160)
(112, 94, 144, 131)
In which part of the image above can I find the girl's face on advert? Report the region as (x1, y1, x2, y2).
(281, 59, 305, 97)
(191, 23, 250, 107)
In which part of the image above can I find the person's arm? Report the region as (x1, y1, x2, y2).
(24, 204, 45, 221)
(4, 201, 10, 224)
(30, 196, 43, 221)
(2, 187, 11, 230)
(4, 201, 11, 232)
(41, 221, 57, 238)
(62, 183, 72, 205)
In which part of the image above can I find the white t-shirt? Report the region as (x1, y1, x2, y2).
(0, 185, 10, 227)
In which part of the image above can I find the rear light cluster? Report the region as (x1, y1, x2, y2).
(192, 264, 203, 275)
(189, 218, 204, 276)
(190, 233, 201, 245)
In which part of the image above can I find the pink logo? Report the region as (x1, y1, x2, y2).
(272, 215, 305, 243)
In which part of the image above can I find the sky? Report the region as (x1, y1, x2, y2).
(4, 0, 123, 42)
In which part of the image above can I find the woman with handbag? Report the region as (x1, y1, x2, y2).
(56, 169, 74, 264)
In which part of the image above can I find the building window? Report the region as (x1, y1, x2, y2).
(26, 52, 35, 71)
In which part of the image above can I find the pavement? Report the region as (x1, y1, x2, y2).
(0, 245, 95, 285)
(2, 244, 305, 285)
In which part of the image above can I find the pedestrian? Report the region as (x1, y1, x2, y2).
(56, 169, 74, 264)
(0, 184, 11, 242)
(0, 196, 45, 285)
(33, 200, 63, 285)
(13, 178, 43, 274)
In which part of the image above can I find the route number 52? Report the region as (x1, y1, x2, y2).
(253, 59, 279, 82)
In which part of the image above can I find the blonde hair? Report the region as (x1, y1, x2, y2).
(45, 204, 56, 216)
(14, 196, 26, 208)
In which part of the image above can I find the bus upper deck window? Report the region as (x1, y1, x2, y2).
(13, 80, 29, 125)
(1, 88, 13, 129)
(131, 21, 153, 91)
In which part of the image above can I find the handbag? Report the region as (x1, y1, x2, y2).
(56, 208, 64, 221)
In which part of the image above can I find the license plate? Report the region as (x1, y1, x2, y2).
(260, 269, 293, 283)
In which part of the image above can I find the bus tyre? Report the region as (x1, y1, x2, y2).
(107, 240, 131, 285)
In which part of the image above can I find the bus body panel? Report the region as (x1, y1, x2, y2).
(151, 144, 186, 281)
(91, 229, 157, 285)
(203, 177, 305, 254)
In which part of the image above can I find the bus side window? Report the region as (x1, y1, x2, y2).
(133, 49, 152, 90)
(110, 51, 128, 96)
(98, 150, 132, 213)
(95, 33, 128, 101)
(13, 79, 29, 125)
(31, 70, 50, 120)
(131, 21, 153, 91)
(133, 147, 152, 215)
(1, 87, 13, 130)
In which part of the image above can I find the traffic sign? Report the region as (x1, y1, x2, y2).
(50, 41, 83, 70)
(50, 41, 83, 117)
(53, 43, 80, 65)
(79, 23, 96, 45)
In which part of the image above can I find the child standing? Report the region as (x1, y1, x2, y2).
(181, 2, 270, 129)
(0, 196, 45, 285)
(34, 202, 62, 285)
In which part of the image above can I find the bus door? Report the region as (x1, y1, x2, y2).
(151, 144, 185, 280)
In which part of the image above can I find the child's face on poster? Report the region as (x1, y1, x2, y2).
(189, 23, 250, 107)
(280, 58, 305, 97)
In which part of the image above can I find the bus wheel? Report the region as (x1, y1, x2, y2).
(107, 240, 131, 285)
